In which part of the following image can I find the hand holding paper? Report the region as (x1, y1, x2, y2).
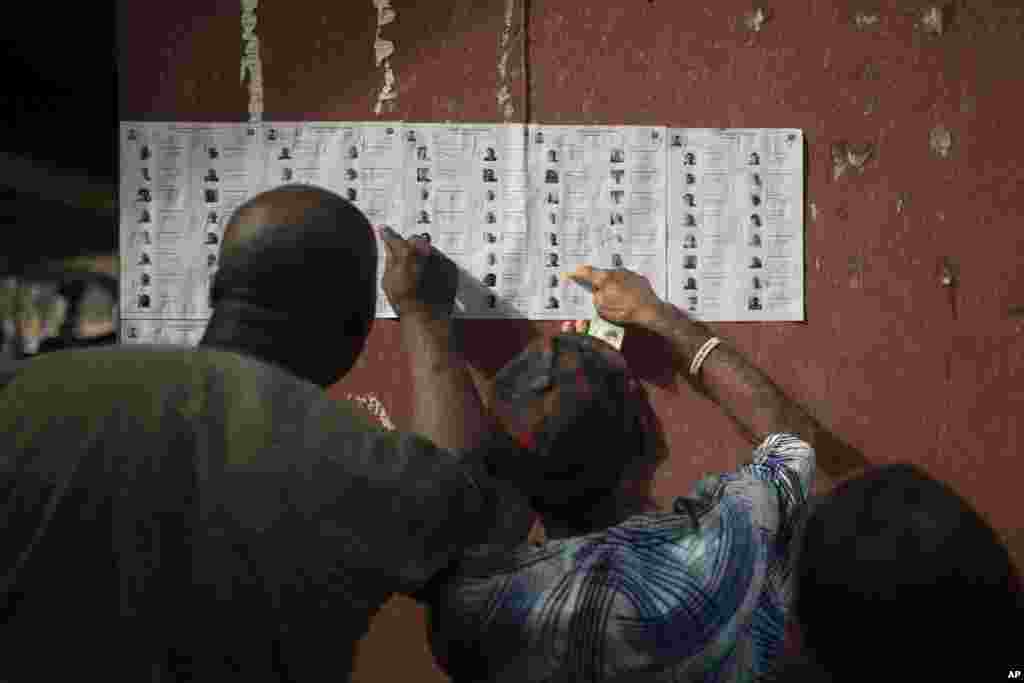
(379, 226, 458, 320)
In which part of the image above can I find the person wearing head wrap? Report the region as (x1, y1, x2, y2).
(423, 266, 1019, 683)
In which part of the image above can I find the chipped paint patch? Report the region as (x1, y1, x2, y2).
(373, 0, 398, 115)
(496, 0, 518, 120)
(863, 95, 879, 116)
(847, 256, 864, 289)
(921, 6, 945, 35)
(929, 124, 953, 158)
(375, 37, 395, 66)
(854, 12, 879, 29)
(744, 8, 771, 32)
(831, 141, 874, 180)
(897, 192, 909, 215)
(809, 201, 818, 222)
(241, 0, 263, 124)
(345, 392, 396, 430)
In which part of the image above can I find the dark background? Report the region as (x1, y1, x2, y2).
(1, 2, 118, 274)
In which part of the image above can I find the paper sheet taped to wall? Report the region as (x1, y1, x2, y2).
(119, 122, 803, 343)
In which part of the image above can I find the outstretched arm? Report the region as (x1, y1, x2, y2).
(400, 312, 490, 452)
(380, 226, 490, 453)
(569, 266, 869, 494)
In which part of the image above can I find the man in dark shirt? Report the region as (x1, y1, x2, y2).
(0, 185, 530, 681)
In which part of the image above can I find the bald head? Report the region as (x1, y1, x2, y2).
(201, 186, 378, 387)
(222, 185, 344, 250)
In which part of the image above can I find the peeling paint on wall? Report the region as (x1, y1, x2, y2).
(809, 201, 818, 222)
(497, 0, 517, 120)
(854, 12, 879, 29)
(241, 0, 263, 124)
(847, 255, 864, 289)
(921, 6, 946, 36)
(744, 8, 770, 32)
(831, 141, 874, 180)
(373, 0, 398, 115)
(897, 192, 909, 215)
(346, 392, 396, 430)
(929, 124, 953, 158)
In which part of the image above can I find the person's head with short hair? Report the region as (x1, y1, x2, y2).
(199, 185, 377, 388)
(780, 464, 1022, 681)
(485, 334, 654, 538)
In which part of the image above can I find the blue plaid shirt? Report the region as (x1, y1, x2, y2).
(429, 433, 815, 682)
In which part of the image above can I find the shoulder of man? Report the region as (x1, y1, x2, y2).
(0, 357, 30, 392)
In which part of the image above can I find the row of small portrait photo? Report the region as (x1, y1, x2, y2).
(673, 148, 763, 166)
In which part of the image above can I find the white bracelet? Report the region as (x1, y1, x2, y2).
(689, 336, 721, 377)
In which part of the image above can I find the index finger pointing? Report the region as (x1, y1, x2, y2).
(569, 264, 610, 290)
(378, 225, 401, 243)
(378, 225, 404, 258)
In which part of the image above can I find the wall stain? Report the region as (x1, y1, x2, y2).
(920, 5, 947, 36)
(854, 12, 879, 29)
(930, 124, 953, 158)
(832, 141, 874, 180)
(897, 192, 910, 215)
(847, 255, 864, 289)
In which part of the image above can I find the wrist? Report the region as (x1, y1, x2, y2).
(399, 307, 453, 328)
(400, 310, 461, 367)
(631, 300, 671, 330)
(644, 302, 712, 358)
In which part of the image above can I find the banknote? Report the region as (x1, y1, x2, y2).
(587, 315, 625, 350)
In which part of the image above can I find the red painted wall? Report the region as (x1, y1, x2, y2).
(119, 1, 1024, 679)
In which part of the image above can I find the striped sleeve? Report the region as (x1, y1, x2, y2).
(742, 432, 816, 522)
